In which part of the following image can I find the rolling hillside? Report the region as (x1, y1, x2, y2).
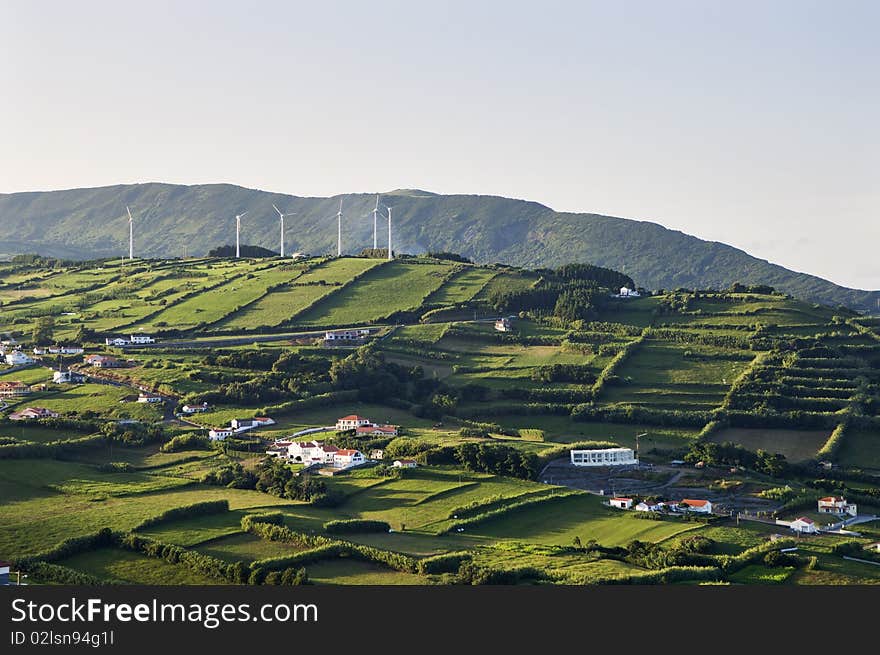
(1, 183, 877, 312)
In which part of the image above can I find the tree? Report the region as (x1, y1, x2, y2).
(32, 316, 55, 345)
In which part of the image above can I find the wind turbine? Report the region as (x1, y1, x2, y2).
(235, 211, 247, 258)
(272, 204, 296, 257)
(377, 200, 394, 261)
(336, 199, 343, 257)
(126, 206, 134, 260)
(372, 195, 380, 250)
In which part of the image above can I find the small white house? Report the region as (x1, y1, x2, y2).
(5, 351, 34, 366)
(53, 370, 86, 384)
(181, 402, 209, 414)
(790, 517, 818, 534)
(355, 424, 399, 437)
(635, 500, 662, 512)
(370, 449, 385, 460)
(336, 415, 372, 431)
(231, 417, 276, 432)
(105, 338, 130, 346)
(609, 497, 633, 510)
(392, 459, 418, 469)
(617, 287, 640, 298)
(680, 499, 713, 514)
(333, 449, 366, 468)
(129, 334, 155, 344)
(208, 428, 234, 441)
(137, 393, 162, 403)
(817, 496, 857, 517)
(570, 447, 638, 467)
(324, 329, 371, 342)
(494, 318, 512, 332)
(287, 440, 337, 464)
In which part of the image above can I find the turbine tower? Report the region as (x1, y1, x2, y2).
(126, 206, 134, 260)
(372, 195, 380, 250)
(386, 205, 393, 260)
(336, 199, 343, 257)
(272, 204, 296, 257)
(235, 211, 247, 258)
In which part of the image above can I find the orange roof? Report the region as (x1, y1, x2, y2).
(818, 496, 845, 503)
(0, 381, 27, 388)
(339, 415, 368, 421)
(794, 517, 814, 524)
(336, 449, 360, 456)
(611, 497, 633, 502)
(681, 499, 710, 507)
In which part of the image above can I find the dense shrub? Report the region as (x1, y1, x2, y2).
(323, 519, 391, 534)
(133, 500, 229, 531)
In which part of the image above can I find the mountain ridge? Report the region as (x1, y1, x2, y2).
(0, 182, 877, 313)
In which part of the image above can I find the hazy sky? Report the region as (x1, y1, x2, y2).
(2, 1, 878, 289)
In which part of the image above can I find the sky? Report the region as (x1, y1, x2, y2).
(2, 0, 878, 289)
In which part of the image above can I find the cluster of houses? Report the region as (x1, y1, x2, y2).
(207, 416, 276, 441)
(785, 497, 860, 535)
(105, 334, 156, 347)
(335, 414, 399, 437)
(609, 497, 714, 514)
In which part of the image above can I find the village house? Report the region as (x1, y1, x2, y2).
(105, 338, 130, 346)
(336, 415, 373, 431)
(287, 440, 337, 464)
(5, 351, 34, 366)
(36, 346, 84, 356)
(609, 497, 633, 510)
(129, 334, 155, 344)
(355, 424, 399, 437)
(181, 402, 209, 414)
(616, 287, 641, 298)
(0, 381, 31, 398)
(635, 500, 663, 512)
(208, 428, 234, 441)
(659, 500, 679, 511)
(817, 496, 857, 517)
(679, 499, 713, 514)
(137, 393, 162, 403)
(570, 447, 638, 467)
(334, 449, 366, 468)
(789, 517, 818, 534)
(53, 370, 86, 384)
(392, 459, 418, 469)
(9, 407, 59, 421)
(85, 354, 125, 368)
(231, 417, 275, 432)
(323, 329, 371, 344)
(370, 449, 385, 460)
(494, 317, 512, 332)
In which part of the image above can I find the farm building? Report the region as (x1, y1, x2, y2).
(5, 351, 34, 366)
(789, 517, 818, 534)
(129, 334, 155, 344)
(636, 500, 663, 512)
(336, 415, 373, 430)
(208, 428, 234, 441)
(53, 370, 86, 384)
(355, 424, 399, 437)
(8, 407, 59, 421)
(609, 497, 633, 509)
(324, 329, 371, 344)
(181, 402, 209, 414)
(85, 354, 125, 368)
(679, 499, 713, 514)
(570, 447, 638, 467)
(0, 381, 31, 398)
(817, 496, 857, 517)
(105, 338, 129, 346)
(231, 417, 275, 432)
(137, 393, 162, 403)
(392, 459, 418, 469)
(494, 317, 512, 332)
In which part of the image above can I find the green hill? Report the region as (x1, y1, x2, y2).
(1, 182, 876, 312)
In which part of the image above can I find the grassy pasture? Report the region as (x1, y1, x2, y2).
(12, 383, 164, 421)
(472, 270, 538, 300)
(194, 532, 306, 562)
(292, 261, 455, 327)
(708, 428, 831, 462)
(423, 267, 498, 305)
(0, 423, 95, 444)
(836, 429, 880, 470)
(58, 547, 224, 585)
(306, 558, 427, 585)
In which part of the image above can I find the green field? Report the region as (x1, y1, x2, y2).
(58, 547, 224, 585)
(306, 558, 427, 585)
(708, 427, 832, 462)
(424, 267, 498, 305)
(292, 261, 455, 326)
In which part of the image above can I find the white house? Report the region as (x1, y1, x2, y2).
(333, 449, 366, 468)
(287, 440, 337, 464)
(635, 500, 663, 512)
(38, 346, 84, 355)
(9, 407, 59, 421)
(355, 424, 399, 437)
(789, 517, 818, 534)
(817, 496, 857, 517)
(105, 338, 130, 347)
(208, 428, 234, 441)
(680, 499, 713, 514)
(570, 447, 638, 467)
(0, 381, 31, 398)
(370, 449, 385, 460)
(392, 459, 418, 469)
(617, 287, 641, 298)
(53, 370, 86, 384)
(324, 329, 371, 343)
(181, 402, 209, 414)
(129, 334, 155, 344)
(231, 417, 276, 432)
(5, 351, 34, 366)
(336, 415, 372, 431)
(494, 318, 512, 332)
(609, 497, 633, 510)
(137, 393, 162, 403)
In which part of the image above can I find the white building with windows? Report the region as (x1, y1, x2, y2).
(609, 497, 633, 509)
(334, 449, 366, 468)
(129, 334, 155, 344)
(5, 351, 34, 366)
(636, 500, 663, 512)
(817, 496, 857, 517)
(336, 415, 372, 431)
(789, 517, 818, 534)
(208, 428, 234, 441)
(570, 447, 638, 467)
